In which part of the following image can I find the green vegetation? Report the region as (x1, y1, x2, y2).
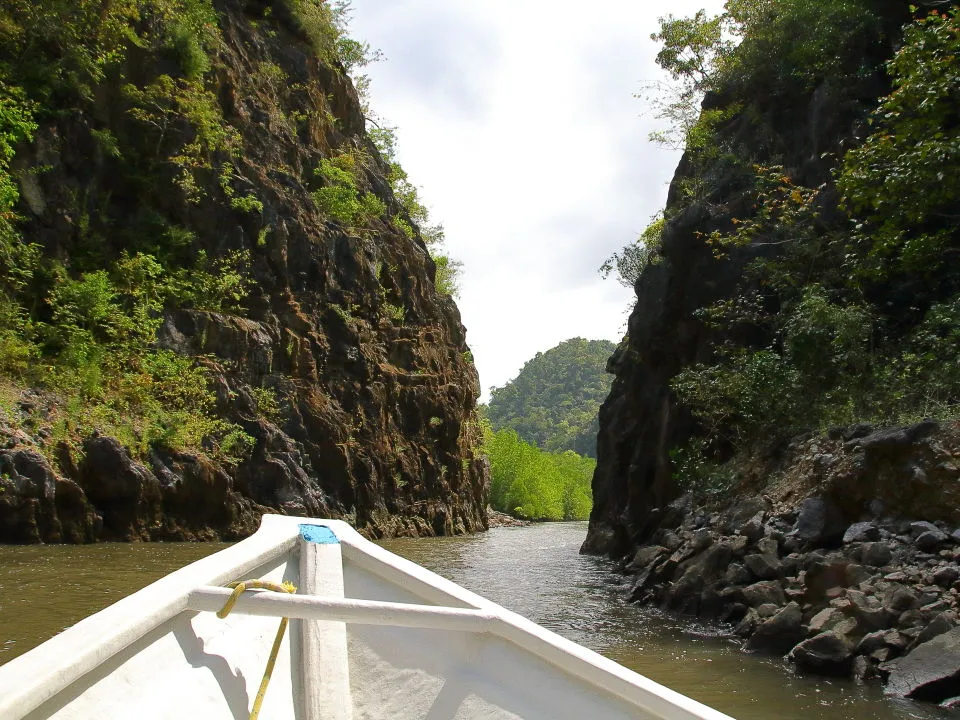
(838, 7, 960, 286)
(486, 338, 616, 458)
(611, 4, 960, 489)
(312, 148, 385, 225)
(0, 0, 261, 464)
(599, 213, 664, 288)
(0, 0, 453, 472)
(369, 126, 462, 297)
(485, 428, 593, 521)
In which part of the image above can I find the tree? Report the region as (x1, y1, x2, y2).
(839, 7, 960, 283)
(486, 338, 616, 458)
(484, 428, 594, 521)
(600, 213, 664, 288)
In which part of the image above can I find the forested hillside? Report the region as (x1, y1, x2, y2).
(0, 0, 487, 542)
(484, 428, 594, 521)
(486, 337, 615, 458)
(481, 337, 611, 520)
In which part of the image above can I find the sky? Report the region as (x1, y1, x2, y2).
(349, 0, 726, 400)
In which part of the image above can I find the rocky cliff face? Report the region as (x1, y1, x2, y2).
(583, 3, 913, 558)
(0, 0, 488, 542)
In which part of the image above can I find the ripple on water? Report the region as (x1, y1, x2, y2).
(380, 522, 951, 720)
(0, 526, 953, 719)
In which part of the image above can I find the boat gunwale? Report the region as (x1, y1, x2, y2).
(0, 516, 735, 720)
(0, 516, 301, 719)
(334, 524, 735, 720)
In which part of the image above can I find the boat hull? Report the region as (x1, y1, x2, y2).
(0, 516, 733, 720)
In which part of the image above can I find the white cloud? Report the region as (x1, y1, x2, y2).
(349, 0, 726, 399)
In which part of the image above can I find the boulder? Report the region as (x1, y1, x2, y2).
(742, 580, 786, 607)
(898, 609, 926, 629)
(738, 511, 767, 542)
(789, 631, 855, 675)
(844, 522, 880, 544)
(885, 627, 960, 701)
(910, 612, 958, 650)
(844, 563, 870, 585)
(690, 528, 713, 553)
(916, 530, 949, 553)
(735, 608, 760, 638)
(860, 421, 938, 458)
(808, 607, 849, 635)
(856, 630, 889, 655)
(724, 498, 768, 534)
(883, 586, 919, 614)
(627, 545, 667, 572)
(720, 602, 749, 624)
(883, 629, 912, 651)
(847, 590, 893, 632)
(746, 602, 805, 655)
(790, 496, 846, 547)
(725, 563, 752, 585)
(861, 542, 893, 568)
(756, 536, 779, 556)
(802, 559, 853, 604)
(628, 567, 660, 602)
(911, 521, 943, 538)
(853, 655, 880, 684)
(688, 541, 735, 576)
(872, 647, 897, 662)
(934, 566, 960, 588)
(756, 603, 781, 619)
(843, 423, 874, 441)
(660, 530, 683, 551)
(744, 553, 782, 580)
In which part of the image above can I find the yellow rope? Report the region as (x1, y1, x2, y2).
(216, 579, 297, 720)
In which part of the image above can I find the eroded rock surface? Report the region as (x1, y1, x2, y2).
(0, 0, 488, 542)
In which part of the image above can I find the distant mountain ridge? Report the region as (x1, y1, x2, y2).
(485, 338, 616, 458)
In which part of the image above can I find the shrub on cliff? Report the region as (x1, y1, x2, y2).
(839, 6, 960, 290)
(0, 0, 434, 467)
(625, 4, 960, 480)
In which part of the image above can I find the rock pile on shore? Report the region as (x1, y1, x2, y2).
(619, 421, 960, 706)
(486, 507, 531, 528)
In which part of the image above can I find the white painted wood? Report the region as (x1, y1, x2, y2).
(0, 515, 736, 720)
(298, 532, 352, 720)
(0, 516, 300, 720)
(187, 586, 497, 630)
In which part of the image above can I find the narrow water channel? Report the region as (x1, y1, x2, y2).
(0, 523, 951, 719)
(380, 522, 949, 720)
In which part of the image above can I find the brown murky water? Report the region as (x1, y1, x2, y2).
(0, 541, 227, 662)
(0, 524, 951, 719)
(380, 523, 951, 720)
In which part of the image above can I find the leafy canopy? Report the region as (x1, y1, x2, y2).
(485, 428, 593, 521)
(486, 338, 616, 458)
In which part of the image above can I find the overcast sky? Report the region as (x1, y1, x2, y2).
(349, 0, 725, 400)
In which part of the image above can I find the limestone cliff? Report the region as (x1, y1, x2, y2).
(0, 0, 488, 542)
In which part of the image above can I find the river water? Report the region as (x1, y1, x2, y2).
(0, 522, 951, 718)
(380, 523, 948, 720)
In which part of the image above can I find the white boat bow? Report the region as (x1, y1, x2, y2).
(0, 515, 734, 720)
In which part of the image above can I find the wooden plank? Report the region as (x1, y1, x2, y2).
(298, 526, 352, 720)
